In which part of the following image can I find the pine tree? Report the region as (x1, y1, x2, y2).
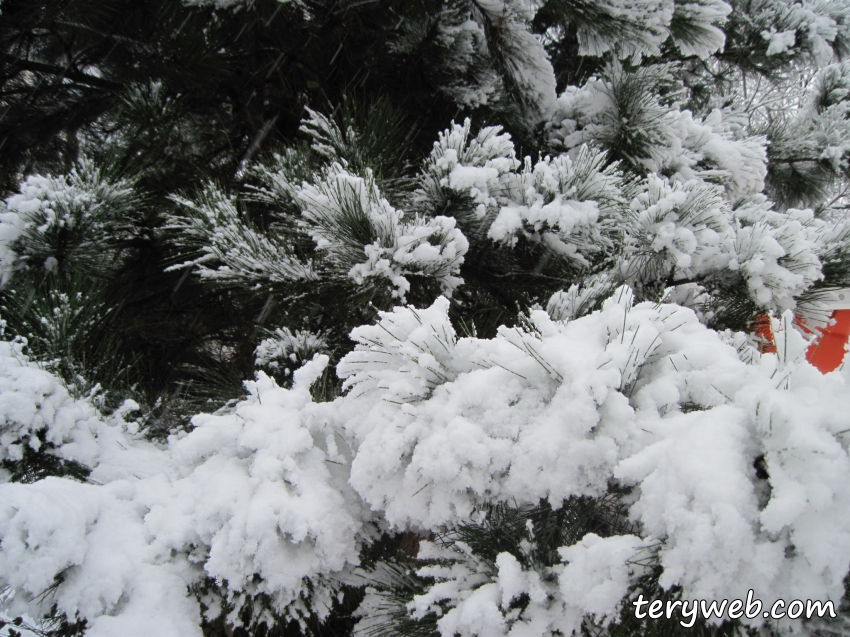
(3, 1, 850, 637)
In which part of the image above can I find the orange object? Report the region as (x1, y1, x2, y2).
(750, 290, 850, 373)
(752, 313, 777, 354)
(806, 309, 850, 373)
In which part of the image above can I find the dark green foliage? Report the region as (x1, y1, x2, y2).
(3, 0, 845, 426)
(456, 496, 634, 565)
(193, 575, 363, 637)
(358, 497, 636, 637)
(300, 95, 416, 191)
(2, 0, 551, 433)
(358, 498, 765, 637)
(0, 0, 551, 195)
(1, 438, 91, 484)
(1, 274, 128, 390)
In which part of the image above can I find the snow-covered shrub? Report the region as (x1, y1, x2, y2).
(415, 118, 521, 239)
(2, 286, 850, 635)
(424, 118, 830, 320)
(0, 317, 139, 484)
(416, 121, 628, 275)
(0, 353, 367, 636)
(486, 146, 626, 269)
(349, 291, 850, 636)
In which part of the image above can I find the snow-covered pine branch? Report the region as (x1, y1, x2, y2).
(0, 159, 141, 286)
(166, 184, 318, 287)
(295, 164, 468, 301)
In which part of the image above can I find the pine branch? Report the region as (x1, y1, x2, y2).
(0, 53, 122, 90)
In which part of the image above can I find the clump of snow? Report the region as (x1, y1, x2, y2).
(762, 28, 797, 55)
(557, 534, 649, 628)
(0, 349, 368, 634)
(353, 293, 850, 634)
(145, 367, 366, 627)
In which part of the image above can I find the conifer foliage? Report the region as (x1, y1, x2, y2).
(3, 1, 850, 636)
